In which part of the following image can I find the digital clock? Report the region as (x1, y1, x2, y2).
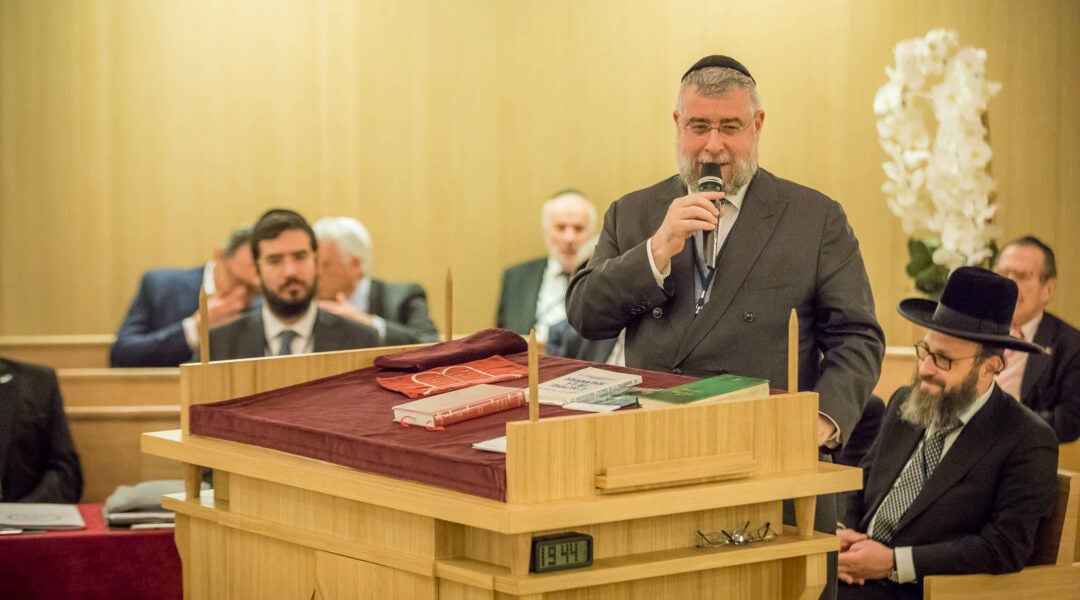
(529, 531, 593, 573)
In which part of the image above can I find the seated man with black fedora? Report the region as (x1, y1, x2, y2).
(836, 267, 1058, 599)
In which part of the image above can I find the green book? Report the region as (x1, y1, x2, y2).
(638, 374, 769, 409)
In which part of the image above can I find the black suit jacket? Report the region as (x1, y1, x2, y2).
(841, 385, 1058, 599)
(496, 257, 547, 335)
(567, 170, 885, 439)
(0, 358, 83, 503)
(368, 279, 439, 345)
(1020, 312, 1080, 442)
(207, 309, 380, 361)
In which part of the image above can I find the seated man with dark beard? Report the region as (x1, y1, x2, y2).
(206, 209, 379, 360)
(836, 267, 1058, 600)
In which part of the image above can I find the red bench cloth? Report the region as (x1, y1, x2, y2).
(0, 503, 182, 600)
(190, 354, 695, 501)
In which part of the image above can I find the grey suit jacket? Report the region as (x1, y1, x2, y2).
(0, 358, 83, 503)
(567, 170, 885, 438)
(368, 279, 439, 345)
(207, 309, 379, 361)
(546, 319, 618, 363)
(840, 386, 1057, 599)
(496, 257, 547, 335)
(1020, 312, 1080, 442)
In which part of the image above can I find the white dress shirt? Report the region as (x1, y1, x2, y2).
(347, 277, 388, 342)
(261, 302, 317, 356)
(533, 259, 571, 341)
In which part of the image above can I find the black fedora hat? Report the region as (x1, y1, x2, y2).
(898, 266, 1045, 354)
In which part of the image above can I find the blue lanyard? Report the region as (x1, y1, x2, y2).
(692, 241, 716, 315)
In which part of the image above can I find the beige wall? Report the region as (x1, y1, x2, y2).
(2, 0, 1077, 350)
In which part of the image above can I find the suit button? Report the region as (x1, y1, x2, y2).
(672, 368, 682, 375)
(743, 312, 755, 323)
(652, 307, 663, 318)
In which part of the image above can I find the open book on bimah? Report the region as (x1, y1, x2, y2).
(392, 384, 527, 428)
(637, 374, 769, 409)
(537, 367, 643, 406)
(0, 503, 85, 530)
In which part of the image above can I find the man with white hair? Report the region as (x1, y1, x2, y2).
(496, 189, 597, 339)
(313, 217, 439, 346)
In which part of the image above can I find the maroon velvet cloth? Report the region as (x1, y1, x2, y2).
(0, 503, 182, 600)
(190, 354, 695, 501)
(373, 328, 528, 371)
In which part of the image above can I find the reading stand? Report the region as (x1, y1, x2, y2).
(142, 345, 861, 599)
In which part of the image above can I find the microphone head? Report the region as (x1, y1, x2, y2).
(698, 162, 723, 192)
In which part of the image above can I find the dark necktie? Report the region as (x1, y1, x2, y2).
(870, 420, 961, 544)
(278, 330, 299, 356)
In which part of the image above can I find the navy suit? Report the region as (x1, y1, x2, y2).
(839, 385, 1057, 599)
(496, 258, 547, 335)
(1020, 312, 1080, 442)
(111, 266, 203, 367)
(208, 309, 379, 361)
(0, 358, 83, 503)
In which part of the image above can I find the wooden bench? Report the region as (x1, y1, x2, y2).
(0, 334, 115, 369)
(58, 368, 183, 503)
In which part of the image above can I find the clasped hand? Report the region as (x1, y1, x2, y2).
(836, 528, 894, 585)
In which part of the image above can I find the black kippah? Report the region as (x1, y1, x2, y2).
(681, 55, 755, 83)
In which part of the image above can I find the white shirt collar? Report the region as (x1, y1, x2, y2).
(544, 257, 568, 278)
(722, 177, 750, 211)
(261, 300, 318, 355)
(202, 261, 217, 295)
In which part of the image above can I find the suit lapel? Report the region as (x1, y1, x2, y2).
(1022, 317, 1055, 400)
(368, 279, 386, 319)
(862, 412, 924, 530)
(312, 311, 342, 352)
(243, 313, 269, 357)
(674, 173, 787, 365)
(894, 388, 1007, 532)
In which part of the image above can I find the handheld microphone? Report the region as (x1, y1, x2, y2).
(698, 162, 724, 269)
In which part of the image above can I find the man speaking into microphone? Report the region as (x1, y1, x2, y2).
(566, 55, 884, 575)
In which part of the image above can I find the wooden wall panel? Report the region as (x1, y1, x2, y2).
(2, 0, 1077, 351)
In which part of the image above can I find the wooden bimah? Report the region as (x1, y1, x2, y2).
(141, 345, 861, 599)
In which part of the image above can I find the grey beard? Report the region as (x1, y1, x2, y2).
(900, 363, 982, 431)
(677, 146, 759, 195)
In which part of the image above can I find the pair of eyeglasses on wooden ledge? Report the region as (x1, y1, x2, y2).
(696, 522, 777, 547)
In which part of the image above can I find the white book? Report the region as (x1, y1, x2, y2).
(538, 367, 642, 406)
(392, 384, 527, 429)
(471, 436, 507, 454)
(0, 503, 85, 530)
